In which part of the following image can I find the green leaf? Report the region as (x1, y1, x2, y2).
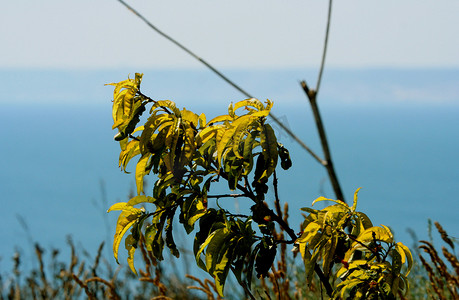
(305, 238, 328, 282)
(165, 208, 180, 258)
(153, 173, 175, 200)
(322, 236, 338, 276)
(181, 194, 207, 233)
(354, 212, 373, 232)
(209, 234, 234, 296)
(259, 123, 278, 180)
(391, 248, 403, 278)
(204, 228, 231, 273)
(194, 209, 226, 270)
(241, 131, 257, 175)
(151, 209, 169, 260)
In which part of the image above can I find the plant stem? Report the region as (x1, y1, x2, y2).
(316, 0, 333, 95)
(301, 81, 345, 203)
(207, 194, 246, 199)
(273, 171, 283, 220)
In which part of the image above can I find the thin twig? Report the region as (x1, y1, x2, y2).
(115, 0, 324, 165)
(207, 194, 246, 199)
(273, 171, 282, 220)
(316, 0, 333, 94)
(116, 0, 251, 97)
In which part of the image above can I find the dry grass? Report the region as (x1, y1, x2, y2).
(418, 221, 458, 300)
(0, 235, 200, 300)
(2, 217, 457, 299)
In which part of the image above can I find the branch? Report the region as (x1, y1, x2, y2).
(273, 171, 282, 219)
(315, 264, 333, 297)
(137, 90, 173, 115)
(207, 194, 246, 199)
(301, 81, 345, 203)
(115, 0, 324, 165)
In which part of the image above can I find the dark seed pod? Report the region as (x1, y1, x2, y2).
(278, 143, 292, 170)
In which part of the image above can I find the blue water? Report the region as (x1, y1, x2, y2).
(1, 68, 458, 276)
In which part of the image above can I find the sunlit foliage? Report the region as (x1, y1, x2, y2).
(107, 74, 412, 298)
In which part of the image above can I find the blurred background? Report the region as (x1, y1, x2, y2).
(1, 0, 458, 283)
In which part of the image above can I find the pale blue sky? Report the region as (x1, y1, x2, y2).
(1, 1, 459, 69)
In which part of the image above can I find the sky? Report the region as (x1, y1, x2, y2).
(1, 0, 459, 70)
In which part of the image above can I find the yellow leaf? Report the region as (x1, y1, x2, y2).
(312, 196, 348, 208)
(355, 212, 373, 232)
(207, 114, 233, 125)
(351, 187, 362, 212)
(125, 234, 138, 275)
(322, 236, 338, 275)
(233, 98, 264, 113)
(109, 75, 142, 131)
(195, 230, 218, 269)
(119, 140, 140, 172)
(395, 242, 413, 276)
(127, 195, 155, 206)
(132, 125, 144, 134)
(196, 125, 220, 145)
(336, 265, 348, 279)
(135, 153, 151, 195)
(111, 209, 142, 264)
(151, 100, 181, 116)
(107, 202, 141, 214)
(231, 116, 259, 159)
(228, 102, 235, 118)
(181, 108, 199, 127)
(216, 117, 248, 166)
(198, 113, 207, 128)
(339, 278, 362, 299)
(165, 117, 181, 149)
(296, 222, 321, 248)
(353, 225, 394, 246)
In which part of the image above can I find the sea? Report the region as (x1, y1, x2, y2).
(1, 68, 458, 279)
